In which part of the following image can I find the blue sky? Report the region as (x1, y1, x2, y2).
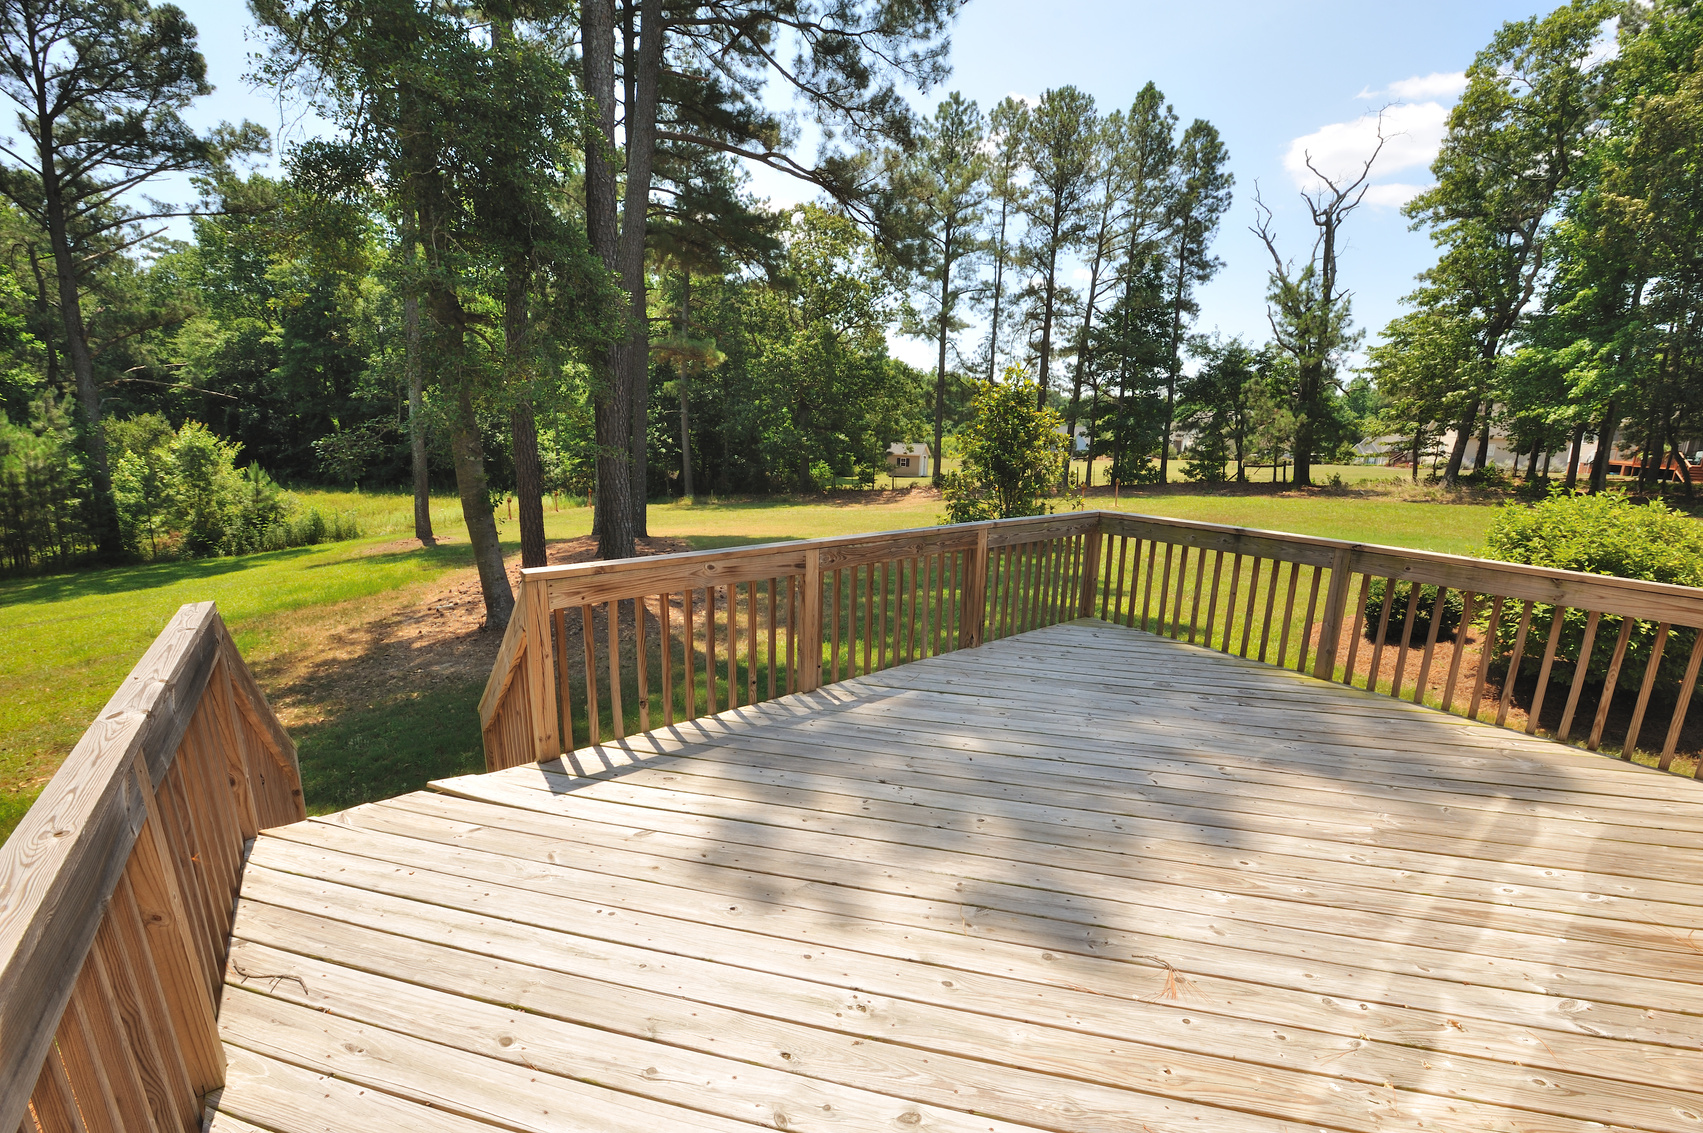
(176, 0, 1561, 367)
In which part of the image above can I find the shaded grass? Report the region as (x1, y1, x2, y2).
(8, 483, 1519, 843)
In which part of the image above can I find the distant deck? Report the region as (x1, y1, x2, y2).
(211, 619, 1703, 1133)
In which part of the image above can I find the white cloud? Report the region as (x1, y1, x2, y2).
(1361, 182, 1427, 209)
(1356, 71, 1467, 102)
(1283, 96, 1455, 208)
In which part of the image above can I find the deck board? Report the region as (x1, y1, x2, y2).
(215, 619, 1703, 1131)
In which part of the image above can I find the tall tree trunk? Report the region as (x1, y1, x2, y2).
(1472, 413, 1491, 473)
(675, 271, 696, 502)
(404, 229, 434, 545)
(986, 195, 1009, 383)
(623, 0, 666, 538)
(1524, 437, 1541, 482)
(39, 143, 118, 559)
(420, 182, 514, 627)
(506, 253, 547, 570)
(1159, 231, 1189, 484)
(1565, 424, 1584, 489)
(1672, 435, 1695, 501)
(1411, 428, 1421, 482)
(933, 225, 952, 487)
(1441, 401, 1478, 488)
(1590, 401, 1616, 494)
(1036, 237, 1059, 410)
(582, 0, 633, 560)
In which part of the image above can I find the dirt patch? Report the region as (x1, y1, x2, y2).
(254, 535, 692, 732)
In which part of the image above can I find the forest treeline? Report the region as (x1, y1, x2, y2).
(2, 0, 1701, 628)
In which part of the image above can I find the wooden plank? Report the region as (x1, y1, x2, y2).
(554, 608, 575, 748)
(522, 578, 558, 760)
(800, 548, 822, 691)
(772, 578, 783, 699)
(579, 605, 600, 743)
(635, 597, 650, 733)
(236, 865, 1703, 1119)
(215, 1044, 504, 1133)
(703, 586, 719, 715)
(658, 596, 672, 729)
(222, 941, 1051, 1133)
(1275, 557, 1300, 668)
(1257, 556, 1281, 662)
(682, 589, 697, 720)
(1311, 548, 1352, 679)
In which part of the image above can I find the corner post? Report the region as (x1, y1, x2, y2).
(1077, 515, 1103, 617)
(801, 548, 823, 690)
(522, 575, 560, 759)
(1312, 546, 1355, 681)
(964, 526, 990, 648)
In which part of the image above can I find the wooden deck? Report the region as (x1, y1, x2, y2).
(211, 619, 1703, 1133)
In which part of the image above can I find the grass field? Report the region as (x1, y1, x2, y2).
(3, 477, 1509, 841)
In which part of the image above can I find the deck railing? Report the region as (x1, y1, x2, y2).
(0, 602, 303, 1133)
(483, 510, 1703, 778)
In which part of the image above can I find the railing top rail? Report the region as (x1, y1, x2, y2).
(514, 507, 1703, 625)
(1099, 510, 1703, 625)
(0, 601, 225, 1131)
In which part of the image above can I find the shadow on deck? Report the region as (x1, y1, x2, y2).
(212, 619, 1703, 1133)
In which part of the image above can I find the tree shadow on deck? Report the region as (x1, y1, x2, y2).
(532, 620, 1703, 1124)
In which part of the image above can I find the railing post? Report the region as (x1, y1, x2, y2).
(522, 577, 560, 759)
(1312, 546, 1355, 681)
(801, 547, 824, 690)
(964, 526, 990, 648)
(1077, 516, 1103, 617)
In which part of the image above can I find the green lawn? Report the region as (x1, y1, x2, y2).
(3, 484, 1507, 841)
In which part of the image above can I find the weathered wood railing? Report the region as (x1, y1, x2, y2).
(0, 602, 304, 1133)
(482, 510, 1703, 777)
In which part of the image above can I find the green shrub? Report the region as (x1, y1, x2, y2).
(1482, 490, 1703, 692)
(1362, 578, 1464, 643)
(942, 368, 1065, 520)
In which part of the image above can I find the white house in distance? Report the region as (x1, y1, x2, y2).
(886, 442, 932, 477)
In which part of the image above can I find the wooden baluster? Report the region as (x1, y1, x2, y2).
(705, 586, 719, 714)
(936, 551, 950, 654)
(1121, 538, 1141, 627)
(909, 556, 923, 659)
(1153, 543, 1174, 636)
(919, 555, 933, 657)
(1220, 554, 1242, 654)
(27, 1040, 84, 1133)
(1466, 595, 1505, 723)
(636, 597, 650, 733)
(1439, 591, 1477, 711)
(98, 889, 192, 1133)
(1238, 558, 1262, 658)
(1365, 578, 1397, 691)
(606, 600, 625, 739)
(1026, 543, 1043, 632)
(746, 581, 758, 704)
(1412, 588, 1446, 705)
(725, 584, 740, 708)
(1110, 535, 1128, 622)
(828, 570, 840, 683)
(1043, 539, 1059, 625)
(785, 578, 797, 695)
(1659, 631, 1703, 770)
(554, 609, 576, 747)
(1389, 583, 1422, 699)
(580, 605, 600, 740)
(1275, 559, 1301, 669)
(1587, 617, 1636, 751)
(1100, 535, 1117, 619)
(1624, 622, 1670, 757)
(1186, 546, 1207, 643)
(659, 597, 673, 728)
(73, 958, 155, 1133)
(683, 590, 698, 718)
(1524, 605, 1566, 733)
(1257, 559, 1283, 663)
(1557, 609, 1600, 742)
(1168, 544, 1189, 638)
(1297, 564, 1323, 674)
(155, 766, 215, 975)
(1342, 573, 1374, 688)
(877, 561, 891, 667)
(774, 578, 785, 700)
(1495, 600, 1535, 727)
(1139, 540, 1158, 631)
(857, 566, 870, 672)
(56, 979, 127, 1132)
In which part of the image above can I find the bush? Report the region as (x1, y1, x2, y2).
(1362, 578, 1464, 643)
(942, 367, 1065, 521)
(0, 393, 90, 570)
(1482, 490, 1703, 692)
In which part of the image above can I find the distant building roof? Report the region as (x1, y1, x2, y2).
(887, 442, 931, 456)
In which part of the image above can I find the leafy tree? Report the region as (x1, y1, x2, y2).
(942, 366, 1065, 520)
(0, 0, 266, 557)
(1180, 336, 1264, 483)
(978, 97, 1028, 382)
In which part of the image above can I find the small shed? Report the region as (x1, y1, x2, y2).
(886, 442, 932, 477)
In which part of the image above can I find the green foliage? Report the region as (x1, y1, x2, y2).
(0, 393, 88, 570)
(1483, 490, 1703, 690)
(1361, 578, 1465, 643)
(943, 369, 1066, 520)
